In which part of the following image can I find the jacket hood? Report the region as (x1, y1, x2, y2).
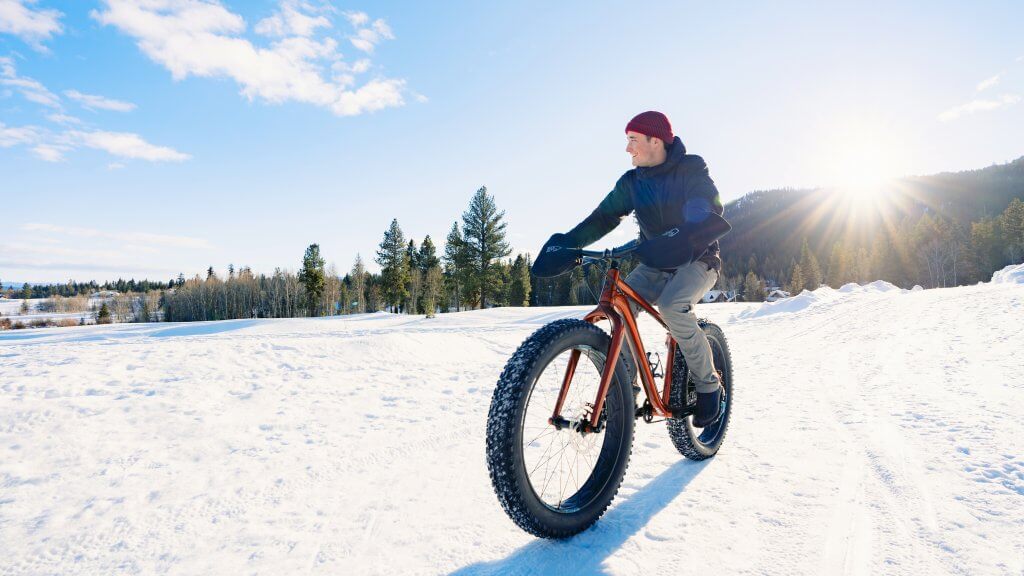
(637, 136, 687, 178)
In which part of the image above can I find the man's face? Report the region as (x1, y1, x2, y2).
(625, 131, 663, 167)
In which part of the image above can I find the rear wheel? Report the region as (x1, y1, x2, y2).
(486, 319, 635, 538)
(666, 322, 733, 460)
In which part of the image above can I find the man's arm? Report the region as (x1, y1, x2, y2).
(682, 156, 724, 224)
(564, 175, 633, 248)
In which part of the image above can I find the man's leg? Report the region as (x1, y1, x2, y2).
(623, 264, 669, 312)
(657, 262, 720, 393)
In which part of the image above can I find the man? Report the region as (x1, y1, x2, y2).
(543, 111, 728, 427)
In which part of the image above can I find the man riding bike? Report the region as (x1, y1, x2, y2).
(539, 111, 728, 427)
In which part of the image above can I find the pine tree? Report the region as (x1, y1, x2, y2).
(798, 239, 821, 291)
(443, 221, 470, 311)
(743, 271, 765, 302)
(1001, 198, 1024, 263)
(508, 254, 532, 307)
(298, 243, 326, 316)
(787, 259, 804, 294)
(461, 186, 511, 308)
(405, 238, 421, 314)
(376, 219, 410, 312)
(418, 235, 440, 271)
(826, 242, 848, 287)
(423, 265, 443, 317)
(350, 254, 367, 313)
(97, 302, 112, 324)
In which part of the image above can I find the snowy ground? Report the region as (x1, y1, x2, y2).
(1, 271, 1022, 575)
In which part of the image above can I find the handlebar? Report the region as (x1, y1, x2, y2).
(578, 239, 640, 260)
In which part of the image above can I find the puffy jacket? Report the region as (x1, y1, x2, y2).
(565, 137, 725, 271)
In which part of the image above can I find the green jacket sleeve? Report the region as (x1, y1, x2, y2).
(565, 174, 633, 248)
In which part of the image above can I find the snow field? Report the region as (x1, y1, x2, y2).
(1, 275, 1022, 575)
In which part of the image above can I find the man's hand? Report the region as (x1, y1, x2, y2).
(531, 233, 581, 278)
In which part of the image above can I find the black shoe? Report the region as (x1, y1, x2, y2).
(692, 386, 722, 428)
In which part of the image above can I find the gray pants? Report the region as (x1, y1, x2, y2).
(625, 262, 721, 393)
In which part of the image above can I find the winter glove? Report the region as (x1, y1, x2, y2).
(531, 233, 581, 278)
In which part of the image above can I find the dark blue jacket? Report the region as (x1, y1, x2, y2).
(566, 137, 725, 271)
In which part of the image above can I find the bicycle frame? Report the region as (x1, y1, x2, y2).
(549, 262, 681, 433)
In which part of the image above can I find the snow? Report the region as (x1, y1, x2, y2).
(991, 262, 1024, 284)
(2, 280, 1023, 575)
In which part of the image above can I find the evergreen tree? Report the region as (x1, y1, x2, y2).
(350, 254, 367, 313)
(971, 217, 1004, 279)
(461, 186, 511, 308)
(443, 222, 469, 311)
(207, 266, 216, 280)
(406, 238, 421, 313)
(376, 219, 410, 312)
(97, 302, 112, 324)
(826, 242, 848, 287)
(418, 235, 440, 271)
(508, 254, 532, 307)
(787, 259, 804, 294)
(1001, 198, 1024, 263)
(798, 239, 822, 291)
(743, 271, 765, 302)
(298, 243, 326, 316)
(423, 265, 443, 317)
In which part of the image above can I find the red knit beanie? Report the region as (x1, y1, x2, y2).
(625, 111, 673, 144)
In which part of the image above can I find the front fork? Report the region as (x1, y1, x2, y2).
(548, 315, 628, 435)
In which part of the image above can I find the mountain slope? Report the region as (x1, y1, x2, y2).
(720, 156, 1024, 282)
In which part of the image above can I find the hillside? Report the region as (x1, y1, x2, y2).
(2, 266, 1022, 574)
(720, 156, 1024, 284)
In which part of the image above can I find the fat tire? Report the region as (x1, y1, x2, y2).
(486, 318, 635, 539)
(666, 322, 733, 460)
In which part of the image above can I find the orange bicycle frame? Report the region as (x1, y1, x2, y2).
(548, 264, 680, 432)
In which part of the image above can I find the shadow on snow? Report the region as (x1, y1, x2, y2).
(451, 458, 709, 576)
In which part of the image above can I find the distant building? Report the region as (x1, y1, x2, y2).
(766, 289, 791, 302)
(701, 290, 737, 303)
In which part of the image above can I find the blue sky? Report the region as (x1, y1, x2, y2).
(1, 0, 1022, 283)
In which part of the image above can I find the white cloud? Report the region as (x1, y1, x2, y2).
(107, 162, 125, 170)
(46, 112, 82, 125)
(344, 11, 368, 27)
(93, 1, 406, 117)
(31, 143, 67, 161)
(976, 74, 1000, 92)
(0, 58, 188, 163)
(414, 92, 428, 103)
(349, 18, 394, 54)
(69, 129, 191, 161)
(22, 223, 210, 249)
(0, 120, 39, 146)
(938, 94, 1021, 122)
(64, 89, 137, 112)
(0, 55, 61, 108)
(0, 0, 62, 50)
(256, 1, 330, 38)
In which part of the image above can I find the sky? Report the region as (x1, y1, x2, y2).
(1, 0, 1022, 284)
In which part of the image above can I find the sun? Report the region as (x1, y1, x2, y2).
(820, 127, 902, 214)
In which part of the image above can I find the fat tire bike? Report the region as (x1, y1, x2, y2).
(485, 242, 733, 539)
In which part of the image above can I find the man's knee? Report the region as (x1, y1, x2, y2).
(660, 305, 699, 338)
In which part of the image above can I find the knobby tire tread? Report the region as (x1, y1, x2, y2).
(666, 322, 734, 460)
(486, 318, 634, 539)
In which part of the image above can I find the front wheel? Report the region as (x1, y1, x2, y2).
(486, 318, 635, 539)
(666, 322, 733, 460)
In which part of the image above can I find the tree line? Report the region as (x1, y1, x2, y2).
(723, 197, 1024, 300)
